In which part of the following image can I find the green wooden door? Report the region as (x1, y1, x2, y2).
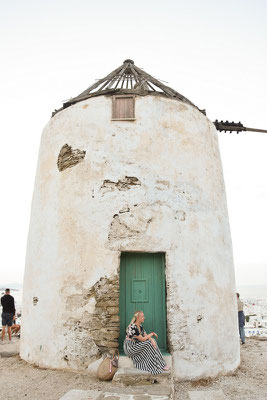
(119, 252, 167, 351)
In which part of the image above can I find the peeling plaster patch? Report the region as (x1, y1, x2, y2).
(156, 179, 170, 191)
(119, 206, 130, 214)
(61, 329, 99, 369)
(108, 214, 140, 240)
(166, 281, 190, 352)
(175, 210, 186, 221)
(65, 291, 96, 313)
(66, 294, 86, 311)
(57, 144, 86, 172)
(108, 205, 154, 243)
(82, 104, 88, 109)
(197, 315, 203, 323)
(156, 180, 170, 187)
(100, 176, 141, 194)
(109, 214, 142, 241)
(33, 297, 38, 306)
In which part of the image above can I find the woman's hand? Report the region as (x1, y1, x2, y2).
(150, 332, 158, 339)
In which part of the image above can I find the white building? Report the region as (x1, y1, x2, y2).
(245, 328, 267, 337)
(21, 60, 240, 380)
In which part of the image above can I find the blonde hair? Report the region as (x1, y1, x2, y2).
(126, 310, 143, 332)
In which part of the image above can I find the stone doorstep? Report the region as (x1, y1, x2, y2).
(188, 390, 227, 400)
(113, 355, 172, 386)
(113, 368, 171, 386)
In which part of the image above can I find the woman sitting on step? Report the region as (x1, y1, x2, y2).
(123, 310, 170, 374)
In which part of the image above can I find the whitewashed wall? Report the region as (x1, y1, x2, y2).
(21, 95, 240, 379)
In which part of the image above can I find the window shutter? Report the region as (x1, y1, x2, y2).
(112, 96, 135, 120)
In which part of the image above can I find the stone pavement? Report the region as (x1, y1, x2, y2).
(188, 390, 227, 400)
(60, 386, 172, 399)
(60, 389, 102, 400)
(61, 388, 228, 400)
(0, 337, 20, 357)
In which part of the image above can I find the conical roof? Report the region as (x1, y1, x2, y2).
(53, 60, 199, 116)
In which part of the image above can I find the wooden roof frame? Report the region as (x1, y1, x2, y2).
(52, 59, 200, 117)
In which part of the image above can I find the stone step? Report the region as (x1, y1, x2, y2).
(115, 355, 172, 386)
(113, 367, 171, 386)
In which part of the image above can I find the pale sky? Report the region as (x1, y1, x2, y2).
(0, 0, 266, 286)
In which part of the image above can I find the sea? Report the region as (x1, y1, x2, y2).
(236, 285, 267, 300)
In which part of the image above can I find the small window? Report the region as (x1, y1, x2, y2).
(112, 95, 135, 120)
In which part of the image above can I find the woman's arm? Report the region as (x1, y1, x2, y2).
(134, 332, 157, 342)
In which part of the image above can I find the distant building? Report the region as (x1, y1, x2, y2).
(245, 328, 267, 337)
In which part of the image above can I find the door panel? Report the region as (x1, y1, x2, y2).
(119, 252, 167, 351)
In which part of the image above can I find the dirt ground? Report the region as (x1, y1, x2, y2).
(0, 338, 266, 400)
(173, 337, 267, 400)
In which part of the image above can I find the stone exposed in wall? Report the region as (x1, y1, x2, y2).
(87, 276, 120, 354)
(63, 275, 120, 365)
(57, 144, 86, 172)
(100, 176, 141, 194)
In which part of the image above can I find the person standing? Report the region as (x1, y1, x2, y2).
(1, 289, 16, 343)
(236, 293, 245, 344)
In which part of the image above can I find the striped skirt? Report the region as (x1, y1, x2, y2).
(123, 339, 166, 374)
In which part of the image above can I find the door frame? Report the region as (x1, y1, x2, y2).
(118, 251, 167, 352)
